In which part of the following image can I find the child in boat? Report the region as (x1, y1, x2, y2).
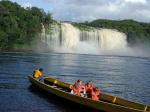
(92, 87, 101, 101)
(85, 81, 94, 98)
(33, 68, 43, 80)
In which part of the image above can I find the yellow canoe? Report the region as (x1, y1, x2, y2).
(28, 76, 150, 112)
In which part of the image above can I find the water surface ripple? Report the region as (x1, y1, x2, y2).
(0, 52, 150, 112)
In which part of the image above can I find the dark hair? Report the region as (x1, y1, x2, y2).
(88, 80, 93, 83)
(73, 84, 78, 89)
(93, 87, 99, 92)
(77, 80, 81, 83)
(39, 68, 43, 72)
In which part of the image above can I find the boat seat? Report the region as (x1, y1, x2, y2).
(147, 106, 150, 111)
(50, 85, 57, 88)
(50, 85, 64, 90)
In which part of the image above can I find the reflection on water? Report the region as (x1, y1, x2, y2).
(0, 52, 150, 112)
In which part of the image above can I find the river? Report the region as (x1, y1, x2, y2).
(0, 52, 150, 112)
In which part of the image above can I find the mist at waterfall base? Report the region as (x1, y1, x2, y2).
(38, 23, 150, 57)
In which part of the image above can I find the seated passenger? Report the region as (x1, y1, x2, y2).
(33, 68, 43, 79)
(70, 80, 86, 97)
(70, 84, 80, 96)
(92, 87, 101, 101)
(76, 80, 86, 96)
(85, 81, 94, 98)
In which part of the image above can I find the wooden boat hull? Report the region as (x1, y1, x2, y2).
(28, 76, 150, 112)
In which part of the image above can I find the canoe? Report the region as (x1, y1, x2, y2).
(28, 76, 150, 112)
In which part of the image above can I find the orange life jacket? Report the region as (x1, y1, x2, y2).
(33, 70, 42, 78)
(70, 85, 80, 96)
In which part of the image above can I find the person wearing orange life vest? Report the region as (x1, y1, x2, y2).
(70, 80, 85, 97)
(85, 81, 94, 98)
(70, 84, 81, 96)
(92, 87, 101, 101)
(75, 80, 86, 96)
(33, 68, 43, 79)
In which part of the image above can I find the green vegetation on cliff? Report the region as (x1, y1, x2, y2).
(81, 19, 150, 45)
(0, 0, 53, 50)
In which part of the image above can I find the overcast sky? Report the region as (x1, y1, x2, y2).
(11, 0, 150, 23)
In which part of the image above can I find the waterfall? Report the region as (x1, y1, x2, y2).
(41, 23, 128, 54)
(41, 23, 46, 42)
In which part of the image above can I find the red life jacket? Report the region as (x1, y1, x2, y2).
(92, 90, 100, 101)
(85, 83, 94, 93)
(78, 83, 84, 90)
(75, 82, 84, 92)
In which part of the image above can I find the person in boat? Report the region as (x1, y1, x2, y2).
(33, 68, 43, 80)
(75, 80, 86, 96)
(85, 81, 94, 98)
(70, 84, 81, 96)
(91, 87, 101, 101)
(70, 80, 86, 97)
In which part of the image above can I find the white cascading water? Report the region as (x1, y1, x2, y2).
(41, 23, 128, 55)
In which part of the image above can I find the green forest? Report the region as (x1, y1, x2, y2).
(0, 0, 53, 51)
(0, 0, 150, 51)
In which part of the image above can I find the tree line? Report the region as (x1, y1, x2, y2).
(0, 0, 53, 51)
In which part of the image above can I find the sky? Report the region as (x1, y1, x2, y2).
(10, 0, 150, 23)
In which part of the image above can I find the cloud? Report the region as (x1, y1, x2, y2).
(22, 2, 32, 8)
(11, 0, 150, 22)
(124, 0, 146, 3)
(45, 0, 150, 22)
